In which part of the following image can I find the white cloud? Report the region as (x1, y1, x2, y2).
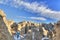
(0, 0, 60, 20)
(28, 17, 47, 20)
(17, 16, 27, 18)
(17, 16, 47, 21)
(11, 0, 60, 20)
(0, 0, 4, 4)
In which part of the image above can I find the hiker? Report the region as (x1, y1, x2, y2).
(11, 23, 21, 40)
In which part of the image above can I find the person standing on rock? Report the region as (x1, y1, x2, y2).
(13, 31, 20, 40)
(11, 23, 21, 40)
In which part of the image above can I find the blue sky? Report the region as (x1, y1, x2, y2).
(0, 0, 60, 23)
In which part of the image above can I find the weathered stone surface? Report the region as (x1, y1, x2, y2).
(0, 10, 13, 40)
(54, 21, 60, 40)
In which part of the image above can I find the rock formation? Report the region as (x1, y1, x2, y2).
(0, 9, 60, 40)
(0, 10, 13, 40)
(54, 21, 60, 40)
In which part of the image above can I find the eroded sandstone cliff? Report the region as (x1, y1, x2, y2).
(0, 10, 13, 40)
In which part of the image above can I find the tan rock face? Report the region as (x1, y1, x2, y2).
(0, 9, 6, 17)
(54, 21, 60, 40)
(0, 10, 13, 40)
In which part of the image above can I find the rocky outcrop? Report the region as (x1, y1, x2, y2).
(18, 21, 39, 34)
(0, 10, 13, 40)
(54, 21, 60, 40)
(1, 9, 60, 40)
